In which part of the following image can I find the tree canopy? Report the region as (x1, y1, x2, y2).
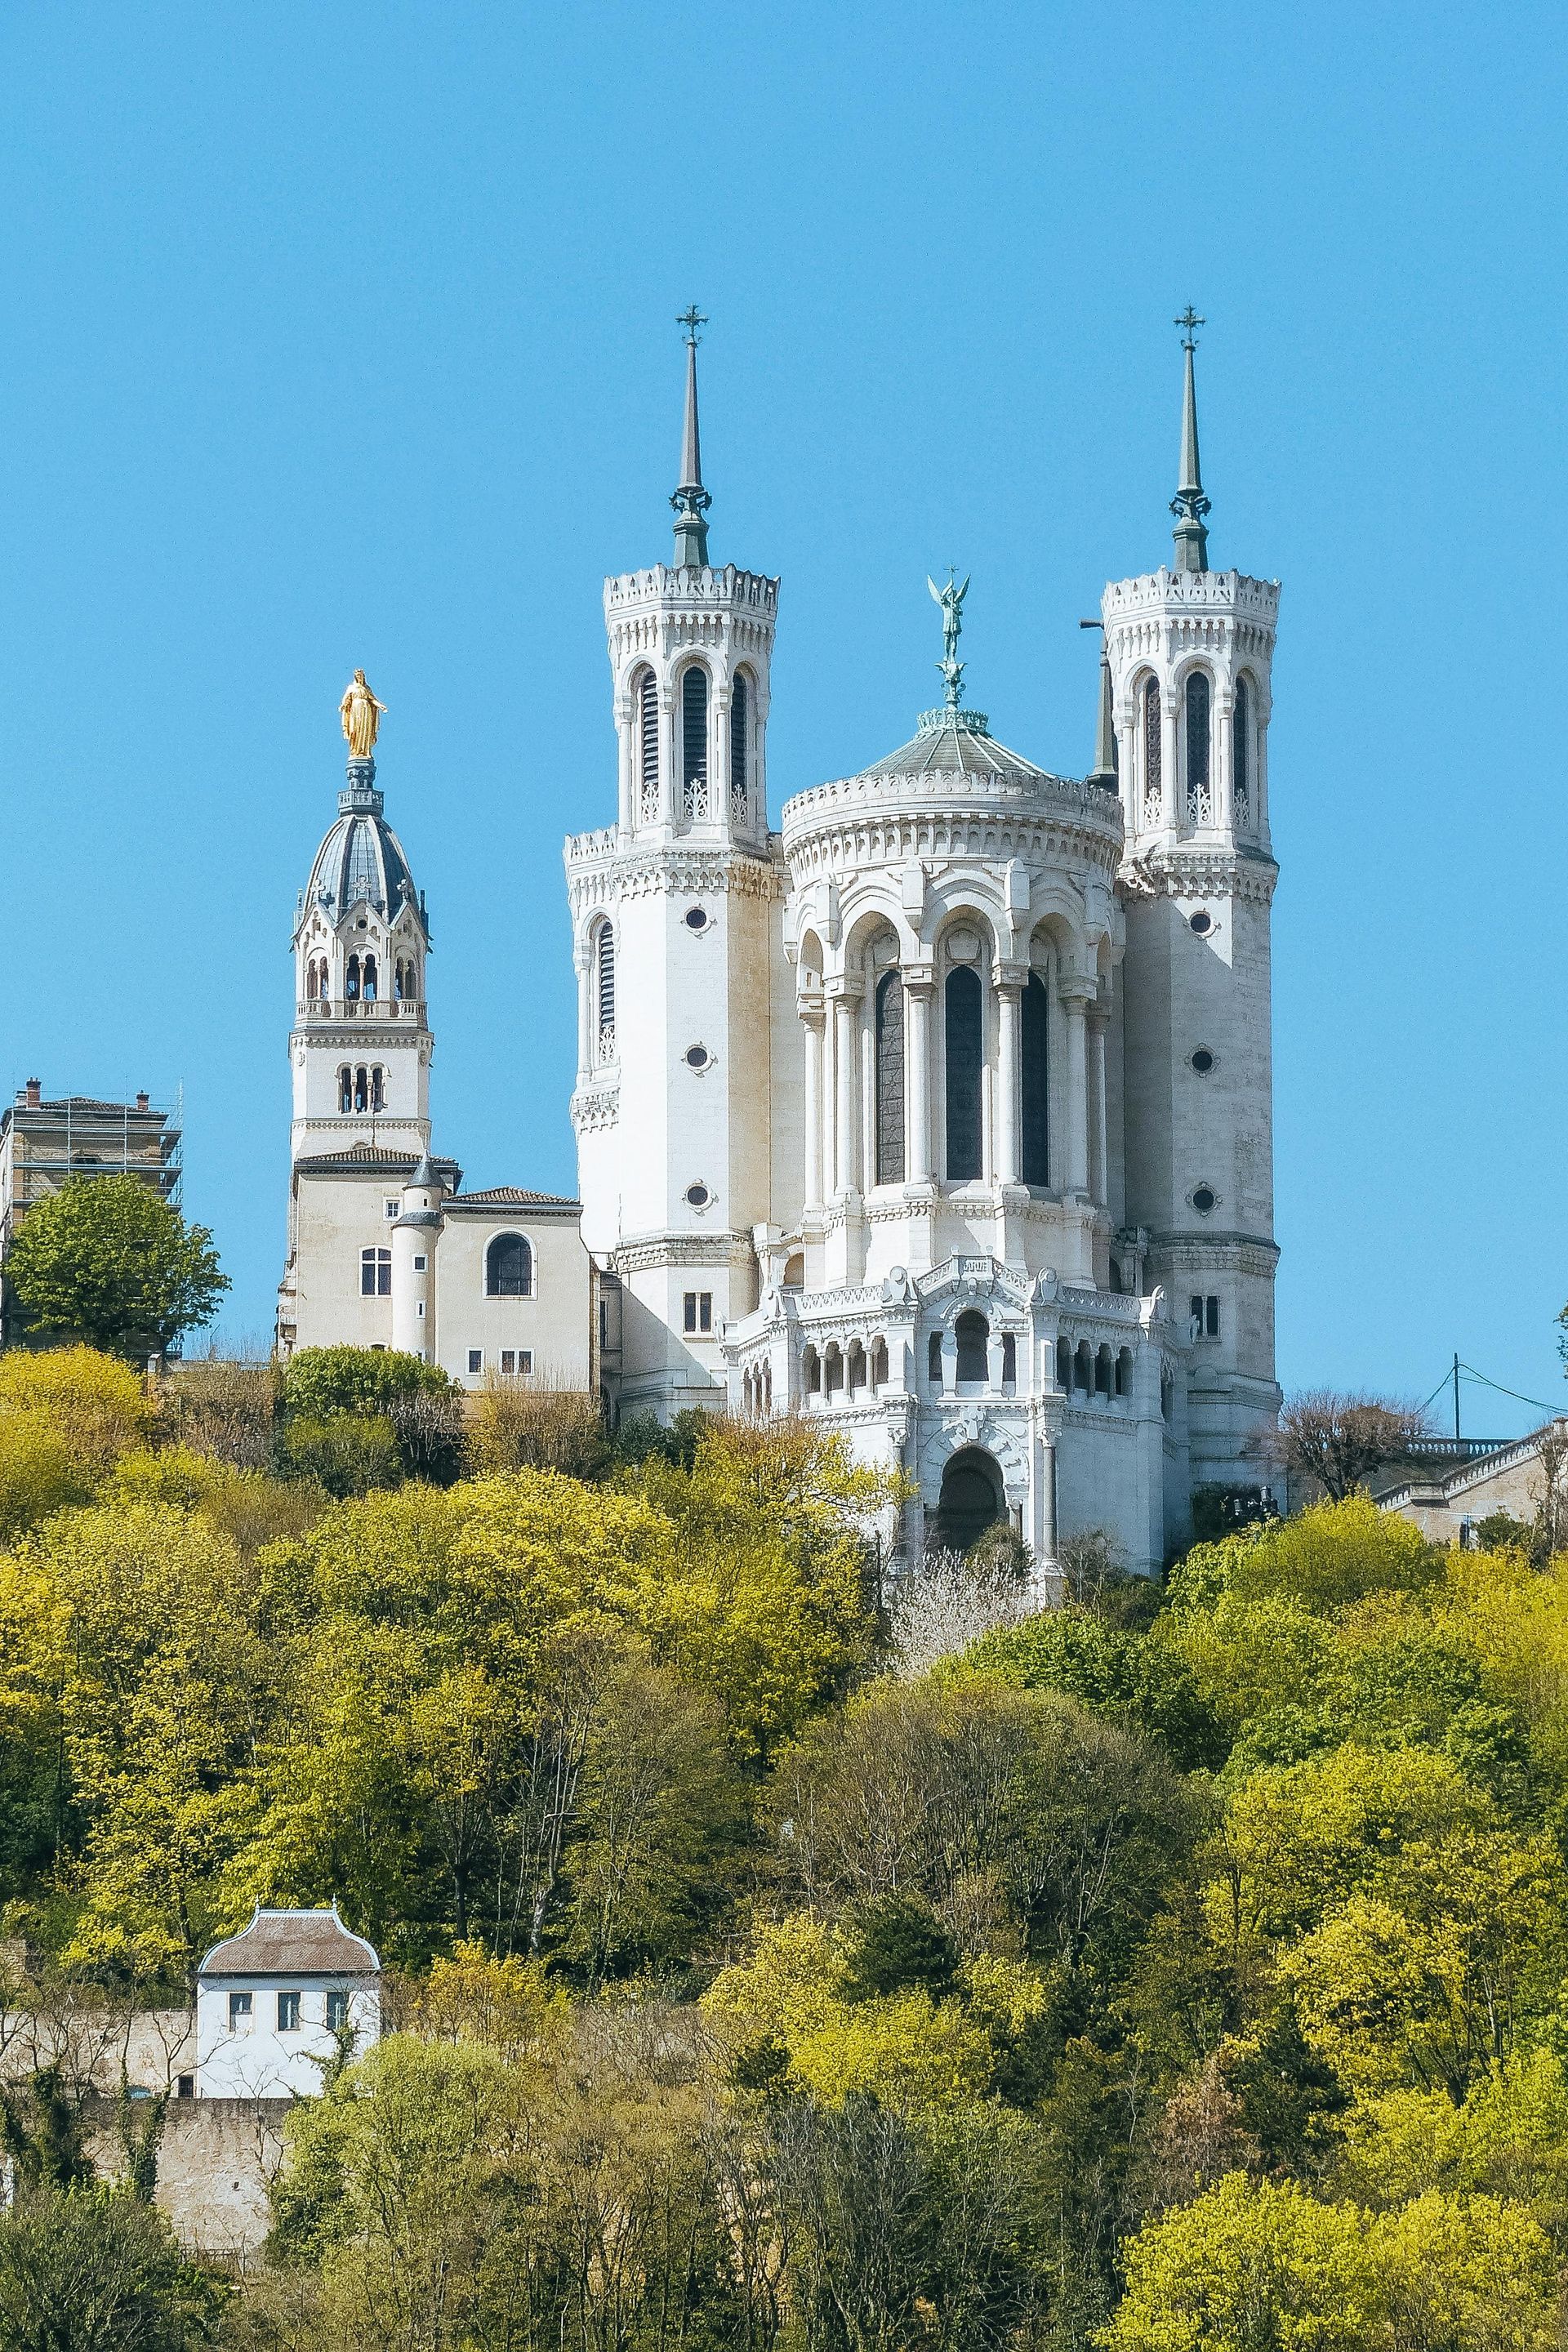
(4, 1177, 227, 1360)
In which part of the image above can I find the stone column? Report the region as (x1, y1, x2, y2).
(713, 686, 732, 829)
(1216, 688, 1235, 831)
(994, 971, 1023, 1184)
(905, 972, 934, 1183)
(1087, 1006, 1109, 1205)
(1062, 983, 1091, 1198)
(801, 995, 826, 1210)
(616, 702, 634, 833)
(831, 983, 859, 1198)
(574, 947, 592, 1084)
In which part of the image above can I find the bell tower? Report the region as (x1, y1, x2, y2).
(566, 315, 784, 1419)
(1107, 315, 1282, 1515)
(289, 682, 434, 1167)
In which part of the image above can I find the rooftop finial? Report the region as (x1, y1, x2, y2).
(927, 569, 969, 710)
(1169, 306, 1211, 573)
(671, 306, 711, 569)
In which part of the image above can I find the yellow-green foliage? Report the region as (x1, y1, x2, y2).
(0, 1344, 152, 1471)
(1172, 1493, 1444, 1615)
(0, 1415, 96, 1539)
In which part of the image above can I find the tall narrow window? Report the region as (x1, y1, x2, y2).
(875, 969, 905, 1185)
(338, 1066, 352, 1113)
(345, 954, 360, 1000)
(1185, 670, 1212, 823)
(370, 1067, 385, 1111)
(944, 965, 982, 1182)
(1142, 676, 1162, 826)
(360, 1247, 391, 1297)
(354, 1067, 368, 1113)
(730, 669, 750, 813)
(638, 668, 659, 822)
(1022, 970, 1050, 1186)
(1234, 675, 1251, 819)
(596, 924, 616, 1058)
(362, 954, 378, 1001)
(955, 1311, 989, 1383)
(681, 666, 709, 821)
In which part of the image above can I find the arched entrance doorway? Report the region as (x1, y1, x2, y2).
(933, 1447, 1004, 1553)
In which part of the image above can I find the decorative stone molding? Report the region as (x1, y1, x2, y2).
(571, 1085, 620, 1135)
(612, 1233, 755, 1274)
(564, 840, 786, 905)
(1117, 847, 1279, 907)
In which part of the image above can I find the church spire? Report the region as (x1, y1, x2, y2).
(1169, 307, 1212, 573)
(671, 305, 712, 569)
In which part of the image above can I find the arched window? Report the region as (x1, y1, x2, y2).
(1022, 969, 1049, 1186)
(362, 954, 378, 1002)
(637, 668, 659, 823)
(1185, 670, 1212, 823)
(1142, 676, 1162, 826)
(1075, 1339, 1094, 1392)
(681, 666, 709, 821)
(345, 954, 360, 1000)
(824, 1343, 843, 1397)
(1095, 1343, 1114, 1396)
(944, 964, 982, 1182)
(370, 1067, 385, 1112)
(730, 669, 750, 812)
(393, 959, 404, 999)
(929, 1332, 943, 1389)
(485, 1233, 533, 1298)
(305, 961, 319, 1001)
(875, 969, 905, 1185)
(338, 1066, 352, 1114)
(871, 1338, 889, 1391)
(354, 1067, 368, 1112)
(956, 1311, 989, 1385)
(1116, 1347, 1133, 1396)
(847, 1341, 866, 1392)
(1234, 675, 1252, 819)
(596, 923, 616, 1056)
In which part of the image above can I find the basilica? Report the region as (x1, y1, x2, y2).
(283, 318, 1282, 1575)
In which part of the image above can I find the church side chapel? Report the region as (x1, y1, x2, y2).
(567, 310, 1281, 1573)
(277, 672, 593, 1389)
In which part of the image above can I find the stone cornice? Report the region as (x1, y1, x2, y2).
(1118, 846, 1279, 906)
(604, 564, 778, 618)
(1102, 568, 1281, 625)
(570, 1085, 620, 1134)
(782, 773, 1123, 882)
(1147, 1235, 1281, 1276)
(613, 1233, 755, 1274)
(564, 837, 786, 908)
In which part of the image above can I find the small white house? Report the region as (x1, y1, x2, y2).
(195, 1905, 380, 2100)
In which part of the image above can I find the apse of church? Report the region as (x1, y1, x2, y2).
(567, 309, 1281, 1575)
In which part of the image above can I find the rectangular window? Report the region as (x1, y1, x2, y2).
(501, 1350, 515, 1374)
(1191, 1294, 1221, 1339)
(519, 1350, 532, 1374)
(1206, 1294, 1220, 1339)
(277, 1990, 301, 2034)
(229, 1991, 252, 2029)
(384, 1197, 399, 1219)
(684, 1292, 697, 1334)
(412, 1254, 427, 1272)
(468, 1349, 483, 1374)
(362, 1247, 391, 1297)
(325, 1990, 350, 2033)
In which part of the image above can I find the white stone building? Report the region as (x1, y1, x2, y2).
(195, 1905, 379, 2100)
(277, 723, 594, 1390)
(567, 320, 1281, 1571)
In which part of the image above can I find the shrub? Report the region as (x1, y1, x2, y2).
(277, 1414, 404, 1499)
(279, 1345, 456, 1423)
(0, 1346, 152, 1471)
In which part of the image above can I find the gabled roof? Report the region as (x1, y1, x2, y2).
(294, 1146, 463, 1187)
(452, 1186, 581, 1209)
(198, 1904, 379, 1980)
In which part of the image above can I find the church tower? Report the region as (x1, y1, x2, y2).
(566, 315, 783, 1419)
(1106, 315, 1282, 1513)
(289, 685, 434, 1166)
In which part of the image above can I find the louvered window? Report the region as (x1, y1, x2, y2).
(875, 969, 905, 1185)
(1185, 671, 1212, 823)
(1234, 675, 1251, 818)
(945, 966, 982, 1182)
(1142, 676, 1162, 825)
(730, 670, 750, 812)
(682, 668, 709, 820)
(638, 670, 659, 822)
(596, 924, 616, 1060)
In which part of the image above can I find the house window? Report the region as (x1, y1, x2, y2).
(499, 1349, 532, 1376)
(684, 1291, 712, 1334)
(412, 1254, 427, 1272)
(468, 1349, 483, 1374)
(325, 1991, 350, 2033)
(278, 1991, 301, 2034)
(229, 1991, 252, 2029)
(485, 1234, 532, 1297)
(1190, 1294, 1221, 1340)
(384, 1196, 399, 1219)
(361, 1247, 391, 1297)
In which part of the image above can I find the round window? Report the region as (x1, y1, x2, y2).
(1192, 1186, 1216, 1215)
(1191, 1048, 1214, 1075)
(685, 1044, 712, 1071)
(684, 906, 710, 933)
(1189, 910, 1213, 936)
(684, 1182, 710, 1209)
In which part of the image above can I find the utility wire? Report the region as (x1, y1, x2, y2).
(1456, 1361, 1561, 1417)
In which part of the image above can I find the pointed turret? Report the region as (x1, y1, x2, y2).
(670, 305, 712, 568)
(1169, 308, 1212, 573)
(1089, 645, 1117, 789)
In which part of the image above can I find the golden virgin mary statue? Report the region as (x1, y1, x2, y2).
(340, 669, 388, 759)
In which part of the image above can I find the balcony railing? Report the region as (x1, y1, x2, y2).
(296, 999, 426, 1022)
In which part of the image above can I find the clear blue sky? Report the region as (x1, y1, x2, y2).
(1, 3, 1563, 1432)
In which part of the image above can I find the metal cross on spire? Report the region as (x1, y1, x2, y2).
(1174, 305, 1205, 350)
(671, 306, 712, 568)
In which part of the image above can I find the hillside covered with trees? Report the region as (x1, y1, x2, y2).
(2, 1344, 1566, 2348)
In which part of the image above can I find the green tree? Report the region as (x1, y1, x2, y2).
(0, 2187, 225, 2352)
(278, 1344, 456, 1421)
(3, 1178, 227, 1361)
